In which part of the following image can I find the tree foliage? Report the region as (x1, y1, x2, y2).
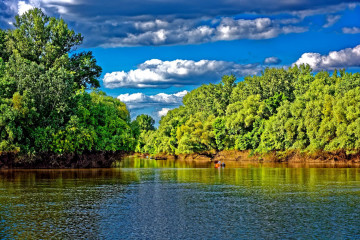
(138, 66, 360, 155)
(3, 8, 360, 158)
(134, 114, 155, 131)
(0, 9, 137, 156)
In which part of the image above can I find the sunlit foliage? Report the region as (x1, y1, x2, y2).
(139, 66, 360, 155)
(0, 9, 137, 156)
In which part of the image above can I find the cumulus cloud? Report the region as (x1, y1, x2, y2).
(118, 90, 188, 110)
(342, 27, 360, 34)
(100, 17, 306, 47)
(158, 108, 172, 117)
(264, 57, 281, 64)
(293, 44, 360, 70)
(104, 59, 262, 88)
(18, 1, 34, 15)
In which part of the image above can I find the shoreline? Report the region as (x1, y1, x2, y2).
(0, 151, 129, 169)
(136, 150, 360, 165)
(2, 149, 360, 169)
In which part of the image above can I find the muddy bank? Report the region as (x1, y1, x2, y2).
(145, 150, 360, 164)
(0, 151, 128, 169)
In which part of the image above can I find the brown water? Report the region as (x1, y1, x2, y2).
(0, 157, 359, 239)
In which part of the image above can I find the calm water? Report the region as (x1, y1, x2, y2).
(0, 158, 360, 239)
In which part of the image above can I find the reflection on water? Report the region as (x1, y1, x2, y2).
(117, 156, 360, 169)
(0, 157, 360, 239)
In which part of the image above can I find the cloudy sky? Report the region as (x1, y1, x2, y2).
(1, 0, 360, 123)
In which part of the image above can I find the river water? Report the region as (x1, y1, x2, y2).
(0, 157, 359, 239)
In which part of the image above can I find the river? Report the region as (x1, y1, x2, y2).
(0, 157, 359, 239)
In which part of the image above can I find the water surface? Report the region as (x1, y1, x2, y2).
(0, 157, 359, 239)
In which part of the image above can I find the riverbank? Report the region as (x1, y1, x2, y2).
(3, 149, 359, 169)
(135, 150, 360, 164)
(0, 151, 128, 169)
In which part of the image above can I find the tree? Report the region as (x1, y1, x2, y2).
(217, 74, 236, 115)
(0, 29, 8, 61)
(6, 8, 101, 90)
(183, 84, 218, 116)
(5, 54, 74, 125)
(213, 118, 229, 150)
(135, 114, 155, 131)
(69, 51, 102, 88)
(140, 65, 360, 155)
(0, 9, 138, 157)
(7, 8, 83, 68)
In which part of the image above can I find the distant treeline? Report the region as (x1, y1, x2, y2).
(136, 66, 360, 155)
(0, 9, 139, 158)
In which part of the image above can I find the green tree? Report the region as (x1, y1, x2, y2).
(135, 114, 155, 131)
(213, 118, 231, 150)
(0, 29, 8, 61)
(6, 8, 101, 90)
(7, 8, 83, 68)
(6, 54, 74, 125)
(141, 65, 360, 156)
(69, 51, 102, 88)
(0, 9, 137, 157)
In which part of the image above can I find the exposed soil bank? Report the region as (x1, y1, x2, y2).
(0, 151, 128, 169)
(146, 150, 360, 165)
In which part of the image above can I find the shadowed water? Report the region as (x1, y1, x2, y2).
(0, 157, 359, 239)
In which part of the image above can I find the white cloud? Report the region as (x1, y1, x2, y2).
(134, 19, 169, 31)
(291, 3, 358, 19)
(264, 57, 281, 64)
(117, 93, 147, 103)
(323, 15, 341, 28)
(18, 1, 35, 15)
(342, 27, 360, 34)
(17, 0, 78, 17)
(293, 45, 360, 71)
(158, 108, 172, 117)
(118, 90, 188, 109)
(117, 91, 187, 123)
(104, 59, 262, 88)
(101, 17, 306, 47)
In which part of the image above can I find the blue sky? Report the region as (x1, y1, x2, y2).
(1, 0, 360, 123)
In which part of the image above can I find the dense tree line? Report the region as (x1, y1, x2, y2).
(137, 66, 360, 155)
(2, 9, 360, 160)
(0, 9, 138, 156)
